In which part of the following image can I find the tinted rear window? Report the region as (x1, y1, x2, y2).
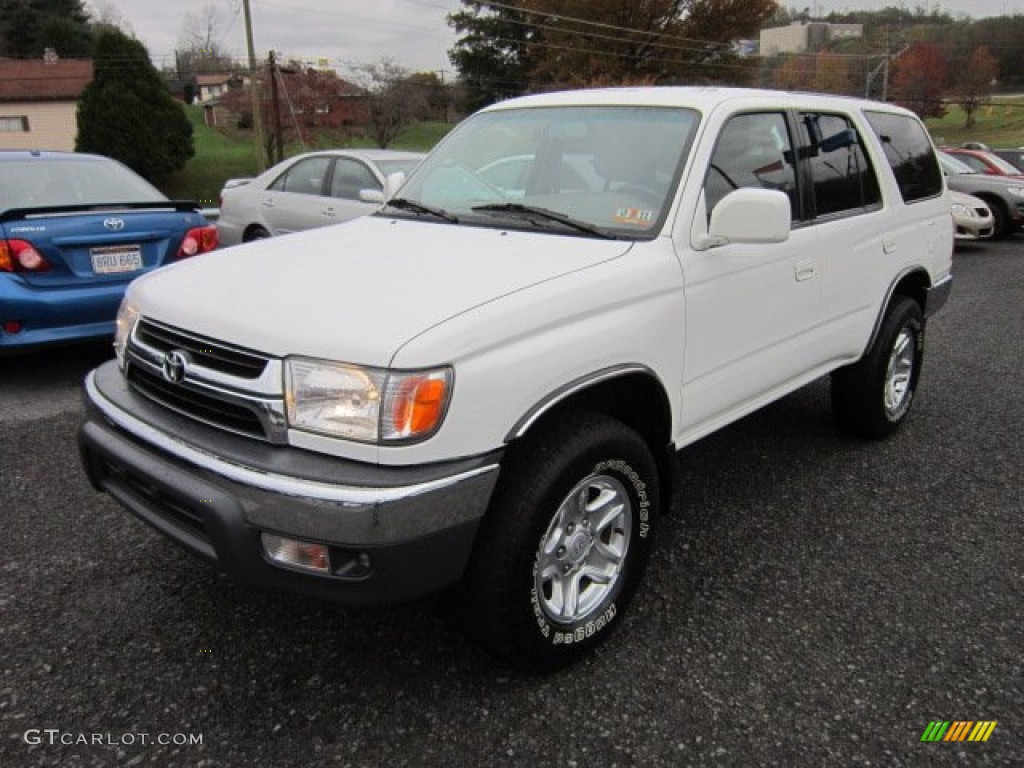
(864, 111, 943, 203)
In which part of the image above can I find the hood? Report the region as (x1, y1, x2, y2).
(129, 215, 631, 366)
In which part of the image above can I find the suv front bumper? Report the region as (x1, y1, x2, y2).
(78, 361, 501, 603)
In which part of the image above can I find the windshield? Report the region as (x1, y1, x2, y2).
(938, 152, 975, 175)
(980, 153, 1023, 175)
(394, 105, 699, 238)
(376, 158, 423, 177)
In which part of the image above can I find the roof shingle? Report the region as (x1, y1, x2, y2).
(0, 59, 93, 102)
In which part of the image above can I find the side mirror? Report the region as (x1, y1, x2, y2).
(695, 188, 791, 250)
(359, 189, 385, 204)
(383, 171, 406, 200)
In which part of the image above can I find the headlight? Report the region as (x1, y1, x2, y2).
(1005, 186, 1024, 198)
(950, 203, 971, 217)
(285, 357, 452, 443)
(113, 300, 139, 369)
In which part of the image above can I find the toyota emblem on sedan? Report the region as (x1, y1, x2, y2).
(162, 350, 189, 384)
(103, 217, 125, 231)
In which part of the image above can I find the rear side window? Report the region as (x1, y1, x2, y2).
(864, 111, 942, 203)
(800, 112, 881, 217)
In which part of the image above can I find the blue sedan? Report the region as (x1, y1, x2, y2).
(1, 151, 217, 352)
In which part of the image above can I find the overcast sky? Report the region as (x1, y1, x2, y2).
(92, 0, 1021, 77)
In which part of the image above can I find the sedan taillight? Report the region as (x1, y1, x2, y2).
(0, 239, 52, 273)
(176, 225, 219, 258)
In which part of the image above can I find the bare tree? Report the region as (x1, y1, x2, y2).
(953, 46, 999, 129)
(353, 59, 430, 148)
(177, 3, 234, 75)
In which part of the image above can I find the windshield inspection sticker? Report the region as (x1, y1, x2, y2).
(613, 208, 654, 226)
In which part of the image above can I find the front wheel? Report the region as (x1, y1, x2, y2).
(831, 296, 924, 439)
(462, 413, 659, 671)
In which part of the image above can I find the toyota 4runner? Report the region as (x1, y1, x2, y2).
(78, 88, 953, 669)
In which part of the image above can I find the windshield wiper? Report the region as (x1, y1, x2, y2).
(471, 203, 618, 240)
(381, 197, 458, 223)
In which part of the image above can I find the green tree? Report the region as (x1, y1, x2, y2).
(449, 0, 777, 108)
(76, 27, 194, 184)
(0, 0, 93, 58)
(448, 2, 537, 113)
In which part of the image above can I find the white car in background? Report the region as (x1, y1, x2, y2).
(217, 149, 424, 245)
(950, 189, 995, 241)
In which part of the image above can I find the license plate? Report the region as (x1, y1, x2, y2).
(91, 245, 142, 274)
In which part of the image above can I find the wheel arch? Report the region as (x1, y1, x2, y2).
(243, 223, 270, 241)
(862, 267, 931, 358)
(504, 365, 676, 511)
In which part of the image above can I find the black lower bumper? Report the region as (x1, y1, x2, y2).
(78, 363, 501, 604)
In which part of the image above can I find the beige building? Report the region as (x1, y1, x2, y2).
(0, 57, 93, 151)
(759, 21, 863, 57)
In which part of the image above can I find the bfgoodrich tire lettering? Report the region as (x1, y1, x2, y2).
(831, 296, 924, 439)
(462, 412, 659, 671)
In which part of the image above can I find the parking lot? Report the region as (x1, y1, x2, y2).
(2, 238, 1021, 767)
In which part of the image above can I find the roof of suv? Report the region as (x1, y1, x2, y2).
(483, 86, 916, 116)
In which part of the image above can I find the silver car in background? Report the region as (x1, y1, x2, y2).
(217, 149, 424, 245)
(950, 189, 994, 242)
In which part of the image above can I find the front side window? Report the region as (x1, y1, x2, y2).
(269, 157, 331, 195)
(801, 112, 881, 217)
(864, 111, 942, 203)
(330, 158, 379, 201)
(395, 105, 699, 239)
(704, 112, 798, 221)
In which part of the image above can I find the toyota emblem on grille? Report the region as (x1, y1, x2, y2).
(162, 350, 189, 384)
(103, 217, 126, 231)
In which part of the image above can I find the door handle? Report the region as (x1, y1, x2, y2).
(794, 260, 816, 282)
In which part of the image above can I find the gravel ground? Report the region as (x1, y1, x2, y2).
(1, 239, 1021, 767)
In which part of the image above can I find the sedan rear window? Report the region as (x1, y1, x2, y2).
(0, 157, 165, 213)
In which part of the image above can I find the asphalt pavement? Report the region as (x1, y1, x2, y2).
(1, 239, 1021, 767)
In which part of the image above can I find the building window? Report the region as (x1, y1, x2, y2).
(0, 116, 30, 132)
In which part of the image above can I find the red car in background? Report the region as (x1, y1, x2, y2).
(943, 147, 1024, 179)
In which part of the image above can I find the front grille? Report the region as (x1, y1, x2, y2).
(136, 318, 268, 379)
(127, 364, 267, 440)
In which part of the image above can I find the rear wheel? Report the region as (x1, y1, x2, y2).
(462, 412, 659, 671)
(832, 296, 924, 439)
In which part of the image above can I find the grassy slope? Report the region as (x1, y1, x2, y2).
(925, 98, 1024, 148)
(159, 107, 452, 202)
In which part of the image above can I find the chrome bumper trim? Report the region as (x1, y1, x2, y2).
(85, 370, 499, 505)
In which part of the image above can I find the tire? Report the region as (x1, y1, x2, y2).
(985, 199, 1009, 239)
(462, 412, 659, 671)
(243, 226, 270, 242)
(831, 296, 924, 439)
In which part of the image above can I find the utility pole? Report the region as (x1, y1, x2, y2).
(241, 0, 265, 171)
(269, 51, 284, 165)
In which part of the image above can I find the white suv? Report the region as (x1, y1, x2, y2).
(79, 88, 953, 670)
